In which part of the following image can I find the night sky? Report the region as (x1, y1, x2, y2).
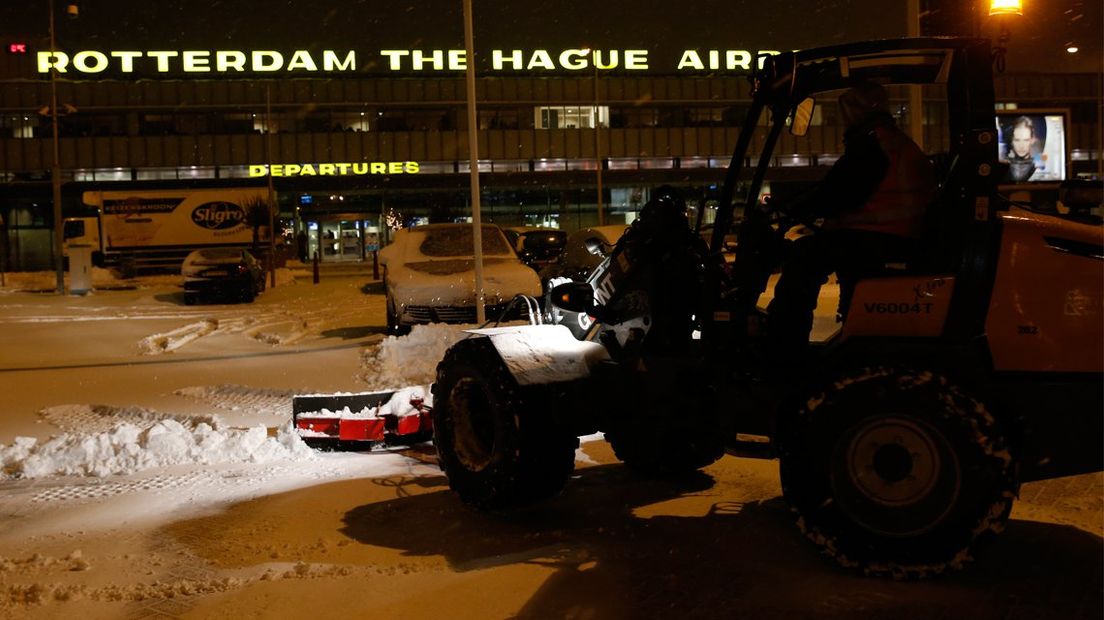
(0, 0, 1099, 74)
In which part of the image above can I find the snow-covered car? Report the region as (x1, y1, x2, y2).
(538, 224, 628, 285)
(181, 248, 265, 304)
(379, 224, 542, 333)
(503, 226, 568, 271)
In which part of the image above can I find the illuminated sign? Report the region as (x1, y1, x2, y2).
(36, 48, 782, 75)
(191, 202, 247, 230)
(249, 162, 421, 177)
(7, 43, 27, 54)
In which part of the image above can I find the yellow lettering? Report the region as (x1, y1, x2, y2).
(493, 49, 523, 70)
(404, 162, 420, 174)
(287, 50, 318, 71)
(727, 50, 751, 70)
(252, 51, 283, 72)
(248, 165, 268, 177)
(559, 49, 588, 70)
(447, 49, 466, 70)
(182, 51, 211, 72)
(677, 50, 704, 71)
(593, 50, 618, 70)
(323, 50, 356, 71)
(412, 50, 444, 71)
(216, 51, 246, 72)
(146, 51, 179, 72)
(37, 51, 68, 73)
(379, 50, 409, 71)
(624, 50, 649, 70)
(319, 164, 336, 175)
(527, 50, 555, 70)
(73, 51, 108, 73)
(110, 51, 142, 72)
(708, 50, 720, 70)
(370, 162, 387, 174)
(352, 163, 369, 174)
(283, 164, 300, 175)
(388, 162, 403, 174)
(336, 163, 351, 175)
(300, 164, 316, 175)
(270, 165, 284, 176)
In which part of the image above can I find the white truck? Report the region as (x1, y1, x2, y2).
(64, 188, 271, 272)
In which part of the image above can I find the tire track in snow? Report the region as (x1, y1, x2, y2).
(173, 385, 294, 417)
(138, 320, 219, 355)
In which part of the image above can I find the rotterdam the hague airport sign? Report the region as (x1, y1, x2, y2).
(36, 48, 782, 76)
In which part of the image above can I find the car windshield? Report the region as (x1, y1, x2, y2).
(418, 226, 511, 257)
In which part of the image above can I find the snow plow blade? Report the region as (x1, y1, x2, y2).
(292, 390, 433, 450)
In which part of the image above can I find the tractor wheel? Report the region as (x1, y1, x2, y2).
(431, 337, 578, 509)
(778, 367, 1017, 578)
(604, 406, 724, 476)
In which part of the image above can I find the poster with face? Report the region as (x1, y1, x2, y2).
(996, 112, 1068, 184)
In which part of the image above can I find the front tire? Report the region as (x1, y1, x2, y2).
(386, 295, 410, 336)
(779, 367, 1017, 578)
(431, 337, 578, 509)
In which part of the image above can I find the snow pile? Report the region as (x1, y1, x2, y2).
(307, 385, 432, 419)
(138, 319, 218, 354)
(0, 419, 314, 479)
(360, 324, 469, 390)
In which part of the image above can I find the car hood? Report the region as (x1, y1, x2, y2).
(387, 258, 541, 307)
(182, 258, 245, 277)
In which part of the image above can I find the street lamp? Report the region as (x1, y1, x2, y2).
(989, 0, 1023, 73)
(48, 0, 79, 294)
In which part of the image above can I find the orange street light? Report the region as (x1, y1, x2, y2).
(989, 0, 1023, 17)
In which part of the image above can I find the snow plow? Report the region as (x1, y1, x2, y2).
(427, 38, 1104, 578)
(292, 389, 433, 450)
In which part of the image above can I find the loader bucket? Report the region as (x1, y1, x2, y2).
(292, 390, 433, 450)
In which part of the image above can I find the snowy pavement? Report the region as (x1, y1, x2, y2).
(0, 265, 1100, 619)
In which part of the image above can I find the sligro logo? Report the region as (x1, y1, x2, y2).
(191, 202, 246, 230)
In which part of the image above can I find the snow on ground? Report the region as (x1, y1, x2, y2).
(0, 262, 1100, 619)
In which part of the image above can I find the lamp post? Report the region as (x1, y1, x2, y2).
(47, 0, 78, 294)
(988, 0, 1023, 74)
(593, 59, 605, 226)
(461, 0, 486, 324)
(48, 1, 67, 294)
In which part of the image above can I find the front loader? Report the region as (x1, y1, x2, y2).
(428, 38, 1104, 577)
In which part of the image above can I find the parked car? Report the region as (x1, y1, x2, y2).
(182, 248, 265, 304)
(503, 227, 568, 271)
(379, 223, 542, 333)
(538, 224, 628, 285)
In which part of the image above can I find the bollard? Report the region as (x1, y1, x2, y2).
(312, 250, 320, 284)
(372, 250, 379, 280)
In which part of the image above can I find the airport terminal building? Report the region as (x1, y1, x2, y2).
(0, 7, 1100, 268)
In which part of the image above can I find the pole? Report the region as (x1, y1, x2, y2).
(462, 0, 486, 324)
(48, 0, 65, 294)
(594, 62, 605, 225)
(907, 0, 925, 152)
(265, 84, 277, 289)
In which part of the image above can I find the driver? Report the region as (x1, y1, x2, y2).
(766, 81, 937, 358)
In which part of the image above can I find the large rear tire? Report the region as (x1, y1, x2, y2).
(432, 337, 578, 509)
(779, 367, 1017, 578)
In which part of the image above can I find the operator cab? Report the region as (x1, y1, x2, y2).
(711, 41, 993, 348)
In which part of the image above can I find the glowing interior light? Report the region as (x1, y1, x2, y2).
(1066, 46, 1079, 53)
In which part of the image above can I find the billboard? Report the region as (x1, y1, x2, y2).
(995, 110, 1068, 185)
